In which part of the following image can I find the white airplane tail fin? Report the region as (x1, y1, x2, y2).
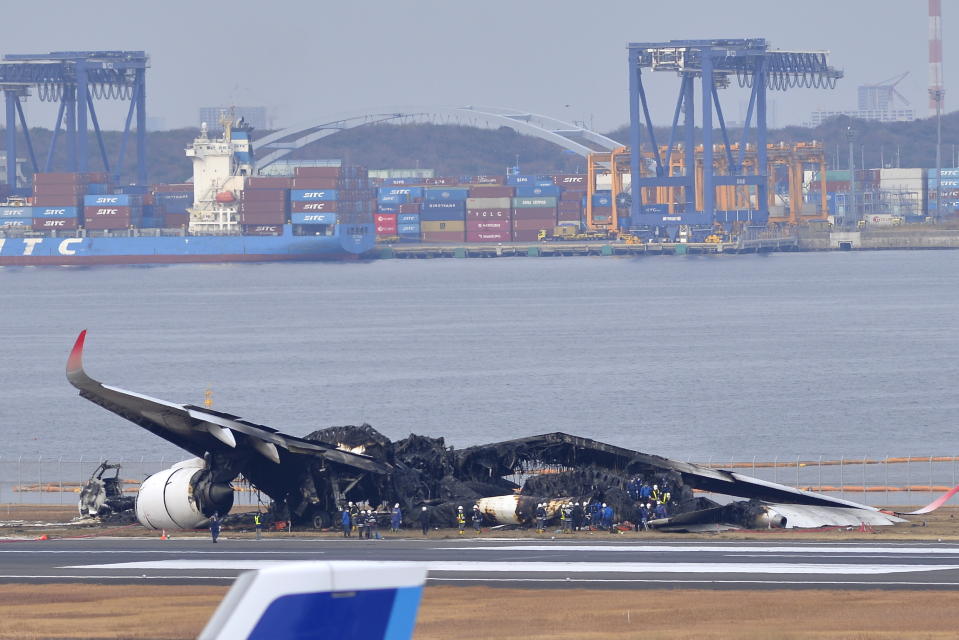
(198, 562, 426, 640)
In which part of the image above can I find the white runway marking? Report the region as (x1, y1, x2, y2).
(66, 559, 959, 575)
(444, 545, 959, 555)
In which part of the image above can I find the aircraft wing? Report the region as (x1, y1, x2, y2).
(66, 331, 389, 475)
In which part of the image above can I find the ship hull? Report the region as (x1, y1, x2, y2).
(0, 224, 375, 266)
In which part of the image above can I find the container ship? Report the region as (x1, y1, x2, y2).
(0, 117, 375, 266)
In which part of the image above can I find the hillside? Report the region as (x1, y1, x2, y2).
(2, 113, 957, 185)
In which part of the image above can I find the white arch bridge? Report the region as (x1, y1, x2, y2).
(252, 105, 621, 171)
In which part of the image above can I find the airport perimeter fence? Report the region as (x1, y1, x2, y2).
(0, 455, 956, 510)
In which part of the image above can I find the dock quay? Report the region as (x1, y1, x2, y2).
(374, 235, 800, 259)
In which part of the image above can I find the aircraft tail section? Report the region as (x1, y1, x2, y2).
(198, 561, 426, 640)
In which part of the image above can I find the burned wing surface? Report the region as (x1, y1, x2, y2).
(66, 331, 390, 528)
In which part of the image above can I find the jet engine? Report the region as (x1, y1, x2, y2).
(750, 506, 787, 529)
(135, 458, 235, 530)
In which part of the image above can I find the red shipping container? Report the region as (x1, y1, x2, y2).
(294, 166, 340, 178)
(82, 172, 109, 183)
(33, 172, 84, 185)
(552, 175, 587, 188)
(163, 213, 189, 227)
(242, 224, 284, 235)
(244, 177, 293, 189)
(420, 230, 465, 242)
(374, 213, 397, 225)
(239, 211, 287, 224)
(468, 186, 514, 198)
(398, 203, 422, 213)
(512, 207, 557, 220)
(240, 200, 288, 212)
(467, 220, 511, 232)
(32, 196, 83, 207)
(34, 184, 86, 196)
(512, 230, 542, 242)
(513, 217, 556, 231)
(558, 211, 582, 222)
(466, 208, 510, 219)
(291, 201, 335, 213)
(376, 226, 398, 236)
(425, 177, 460, 186)
(153, 183, 194, 193)
(32, 217, 79, 231)
(291, 177, 339, 189)
(84, 205, 133, 219)
(470, 175, 505, 185)
(558, 200, 582, 212)
(242, 189, 288, 202)
(467, 231, 510, 242)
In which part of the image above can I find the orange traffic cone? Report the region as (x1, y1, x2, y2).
(36, 534, 48, 541)
(160, 530, 168, 540)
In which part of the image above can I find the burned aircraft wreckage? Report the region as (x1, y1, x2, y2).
(68, 331, 909, 532)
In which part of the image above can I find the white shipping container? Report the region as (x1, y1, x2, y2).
(879, 168, 926, 181)
(466, 197, 511, 209)
(863, 214, 903, 226)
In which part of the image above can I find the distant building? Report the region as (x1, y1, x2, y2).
(808, 76, 915, 126)
(807, 108, 915, 126)
(199, 106, 267, 132)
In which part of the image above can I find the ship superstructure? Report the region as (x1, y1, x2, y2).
(186, 115, 254, 233)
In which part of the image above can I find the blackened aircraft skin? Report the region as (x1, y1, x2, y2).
(65, 331, 898, 528)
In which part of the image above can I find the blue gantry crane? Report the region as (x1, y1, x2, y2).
(626, 39, 841, 238)
(0, 50, 148, 188)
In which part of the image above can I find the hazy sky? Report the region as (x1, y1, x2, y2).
(2, 1, 949, 133)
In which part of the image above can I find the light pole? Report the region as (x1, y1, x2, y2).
(931, 88, 945, 223)
(847, 126, 856, 226)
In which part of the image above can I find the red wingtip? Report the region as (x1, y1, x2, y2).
(67, 330, 87, 374)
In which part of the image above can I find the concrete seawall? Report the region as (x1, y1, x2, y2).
(798, 227, 959, 250)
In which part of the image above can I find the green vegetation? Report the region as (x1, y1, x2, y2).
(3, 113, 957, 185)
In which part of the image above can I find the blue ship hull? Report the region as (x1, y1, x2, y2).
(0, 224, 375, 266)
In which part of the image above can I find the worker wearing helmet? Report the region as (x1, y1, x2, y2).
(390, 503, 402, 533)
(472, 504, 483, 533)
(420, 506, 430, 537)
(535, 502, 547, 533)
(456, 506, 466, 535)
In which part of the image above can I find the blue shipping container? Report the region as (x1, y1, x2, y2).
(592, 192, 612, 207)
(424, 188, 469, 201)
(506, 175, 537, 186)
(34, 206, 79, 218)
(927, 178, 959, 188)
(0, 206, 33, 218)
(378, 187, 424, 199)
(116, 185, 149, 195)
(397, 223, 420, 234)
(86, 183, 110, 195)
(535, 178, 555, 187)
(377, 194, 408, 205)
(420, 208, 465, 222)
(0, 218, 31, 227)
(377, 205, 400, 214)
(290, 189, 338, 202)
(84, 194, 139, 207)
(397, 213, 420, 224)
(291, 212, 336, 224)
(515, 185, 560, 197)
(423, 201, 465, 211)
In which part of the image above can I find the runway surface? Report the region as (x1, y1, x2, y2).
(3, 536, 959, 589)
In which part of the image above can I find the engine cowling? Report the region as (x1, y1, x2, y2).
(135, 459, 234, 530)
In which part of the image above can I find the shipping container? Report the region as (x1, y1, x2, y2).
(420, 230, 465, 242)
(506, 175, 537, 186)
(591, 206, 613, 222)
(397, 223, 420, 234)
(591, 192, 613, 207)
(425, 177, 460, 186)
(33, 196, 83, 207)
(84, 216, 133, 230)
(512, 197, 558, 208)
(290, 178, 338, 189)
(0, 218, 31, 228)
(241, 189, 288, 203)
(33, 172, 91, 185)
(470, 176, 505, 185)
(244, 177, 293, 189)
(32, 217, 79, 230)
(377, 205, 400, 214)
(33, 206, 79, 218)
(163, 213, 190, 227)
(515, 185, 560, 197)
(467, 231, 510, 242)
(242, 224, 285, 235)
(466, 219, 511, 232)
(466, 197, 511, 209)
(421, 220, 466, 232)
(0, 206, 33, 218)
(397, 213, 420, 224)
(424, 188, 469, 201)
(83, 205, 135, 219)
(511, 229, 541, 242)
(34, 184, 86, 196)
(398, 203, 422, 213)
(513, 217, 557, 231)
(289, 189, 338, 202)
(377, 194, 408, 205)
(291, 212, 336, 225)
(293, 166, 341, 178)
(558, 200, 582, 213)
(152, 183, 194, 193)
(84, 194, 139, 207)
(552, 174, 587, 188)
(290, 200, 334, 213)
(466, 208, 510, 219)
(467, 186, 513, 198)
(512, 207, 557, 220)
(379, 186, 424, 199)
(557, 211, 582, 222)
(238, 210, 287, 224)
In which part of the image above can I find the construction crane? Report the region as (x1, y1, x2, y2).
(858, 72, 910, 111)
(625, 38, 842, 240)
(0, 51, 148, 188)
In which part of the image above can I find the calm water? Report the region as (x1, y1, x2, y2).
(0, 251, 956, 464)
